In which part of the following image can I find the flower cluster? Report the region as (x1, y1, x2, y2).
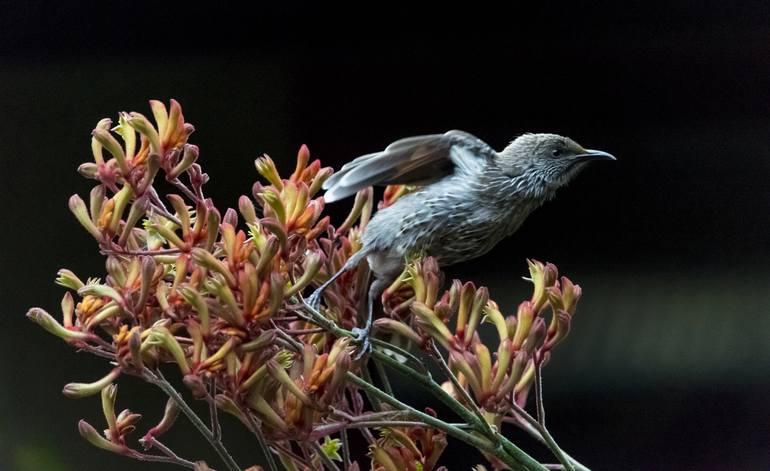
(370, 415, 447, 471)
(376, 258, 581, 428)
(27, 100, 586, 471)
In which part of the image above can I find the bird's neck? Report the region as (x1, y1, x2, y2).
(481, 165, 556, 204)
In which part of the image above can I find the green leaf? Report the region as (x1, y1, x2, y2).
(321, 436, 342, 462)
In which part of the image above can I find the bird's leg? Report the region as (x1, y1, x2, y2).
(351, 277, 389, 360)
(306, 266, 347, 311)
(306, 251, 365, 311)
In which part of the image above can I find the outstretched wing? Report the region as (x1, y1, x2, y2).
(322, 130, 496, 202)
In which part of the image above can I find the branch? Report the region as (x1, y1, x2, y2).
(136, 436, 203, 470)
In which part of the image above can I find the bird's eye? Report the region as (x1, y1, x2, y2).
(551, 148, 562, 157)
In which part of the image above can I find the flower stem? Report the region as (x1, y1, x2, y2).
(143, 368, 241, 471)
(508, 402, 584, 471)
(241, 409, 280, 471)
(534, 359, 546, 427)
(373, 357, 394, 396)
(136, 437, 202, 470)
(299, 300, 554, 470)
(346, 372, 544, 470)
(340, 429, 351, 470)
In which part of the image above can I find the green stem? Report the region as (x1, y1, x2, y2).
(509, 403, 586, 471)
(373, 357, 394, 396)
(143, 369, 241, 471)
(371, 349, 483, 429)
(241, 409, 281, 471)
(534, 360, 546, 427)
(300, 302, 549, 470)
(340, 429, 351, 470)
(346, 372, 509, 465)
(348, 372, 549, 470)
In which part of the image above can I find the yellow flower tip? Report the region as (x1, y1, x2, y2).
(254, 154, 283, 190)
(512, 300, 535, 350)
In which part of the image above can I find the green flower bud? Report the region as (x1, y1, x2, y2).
(69, 194, 103, 242)
(26, 307, 91, 341)
(92, 127, 128, 175)
(56, 269, 85, 291)
(512, 301, 535, 350)
(239, 330, 277, 352)
(284, 251, 324, 297)
(62, 368, 121, 399)
(168, 144, 199, 179)
(114, 112, 137, 161)
(90, 118, 112, 165)
(267, 360, 312, 407)
(260, 188, 286, 224)
(78, 420, 128, 455)
(179, 286, 210, 335)
(255, 155, 283, 190)
(204, 205, 220, 251)
(78, 283, 125, 308)
(148, 100, 169, 137)
(78, 162, 99, 179)
(482, 301, 509, 343)
(101, 384, 118, 440)
(145, 327, 191, 375)
(373, 318, 423, 346)
(192, 248, 237, 287)
(238, 195, 258, 225)
(118, 195, 149, 246)
(126, 112, 161, 155)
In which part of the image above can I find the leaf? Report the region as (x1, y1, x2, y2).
(321, 436, 342, 462)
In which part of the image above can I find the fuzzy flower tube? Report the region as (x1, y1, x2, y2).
(27, 100, 590, 471)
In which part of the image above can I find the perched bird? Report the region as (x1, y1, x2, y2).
(307, 131, 615, 356)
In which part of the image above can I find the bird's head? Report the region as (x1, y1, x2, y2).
(498, 133, 616, 194)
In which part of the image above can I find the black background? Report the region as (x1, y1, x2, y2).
(2, 2, 770, 470)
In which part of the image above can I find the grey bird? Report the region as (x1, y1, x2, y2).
(307, 131, 615, 356)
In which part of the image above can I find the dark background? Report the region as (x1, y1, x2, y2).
(2, 2, 769, 470)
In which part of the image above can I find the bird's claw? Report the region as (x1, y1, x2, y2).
(351, 326, 373, 361)
(305, 289, 322, 312)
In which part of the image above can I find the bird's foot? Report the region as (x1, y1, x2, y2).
(351, 325, 373, 361)
(305, 289, 323, 313)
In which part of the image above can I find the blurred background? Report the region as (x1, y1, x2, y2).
(2, 1, 769, 470)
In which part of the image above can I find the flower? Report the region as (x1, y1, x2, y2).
(27, 99, 587, 471)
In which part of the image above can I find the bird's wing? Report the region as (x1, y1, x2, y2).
(322, 130, 496, 202)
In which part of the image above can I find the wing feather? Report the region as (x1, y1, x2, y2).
(322, 130, 496, 202)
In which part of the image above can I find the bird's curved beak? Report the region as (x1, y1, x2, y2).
(576, 149, 617, 161)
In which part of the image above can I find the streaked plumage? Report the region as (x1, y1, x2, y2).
(309, 130, 615, 356)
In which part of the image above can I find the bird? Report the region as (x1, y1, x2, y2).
(306, 131, 615, 357)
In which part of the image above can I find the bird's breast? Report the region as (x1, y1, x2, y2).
(362, 180, 540, 266)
